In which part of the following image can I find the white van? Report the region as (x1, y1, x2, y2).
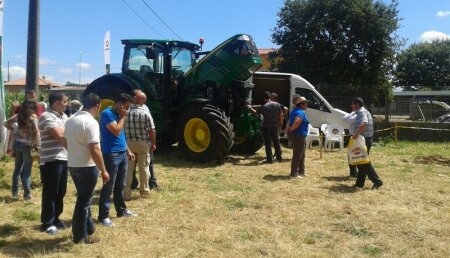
(250, 72, 349, 136)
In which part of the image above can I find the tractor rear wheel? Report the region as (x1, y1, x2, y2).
(178, 104, 234, 163)
(231, 132, 264, 154)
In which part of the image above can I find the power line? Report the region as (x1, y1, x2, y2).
(141, 0, 183, 41)
(121, 0, 166, 38)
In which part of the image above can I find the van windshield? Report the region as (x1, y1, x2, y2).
(295, 88, 330, 112)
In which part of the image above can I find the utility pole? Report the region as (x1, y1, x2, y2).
(25, 0, 40, 95)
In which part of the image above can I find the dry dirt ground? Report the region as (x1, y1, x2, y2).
(0, 141, 449, 257)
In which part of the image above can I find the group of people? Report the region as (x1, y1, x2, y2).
(4, 89, 158, 244)
(4, 87, 383, 244)
(249, 92, 383, 188)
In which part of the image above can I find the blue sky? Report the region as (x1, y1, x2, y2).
(2, 0, 450, 85)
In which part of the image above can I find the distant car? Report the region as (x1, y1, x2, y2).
(431, 113, 450, 123)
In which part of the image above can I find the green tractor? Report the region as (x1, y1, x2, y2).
(83, 34, 263, 163)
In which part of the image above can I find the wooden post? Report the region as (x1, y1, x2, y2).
(394, 123, 398, 144)
(320, 132, 323, 160)
(25, 0, 40, 95)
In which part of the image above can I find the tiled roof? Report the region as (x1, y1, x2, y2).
(258, 48, 279, 55)
(5, 78, 63, 87)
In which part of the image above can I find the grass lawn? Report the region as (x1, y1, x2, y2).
(0, 141, 449, 257)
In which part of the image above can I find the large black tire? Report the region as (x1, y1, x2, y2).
(83, 75, 134, 100)
(178, 104, 234, 163)
(232, 132, 264, 154)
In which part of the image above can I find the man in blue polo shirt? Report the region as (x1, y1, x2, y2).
(98, 93, 136, 227)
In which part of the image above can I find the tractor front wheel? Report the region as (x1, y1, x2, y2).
(178, 104, 234, 163)
(231, 132, 264, 154)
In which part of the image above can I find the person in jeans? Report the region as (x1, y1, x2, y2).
(124, 91, 156, 200)
(38, 92, 69, 235)
(345, 97, 383, 189)
(64, 93, 110, 244)
(4, 100, 40, 200)
(288, 96, 310, 178)
(98, 93, 136, 227)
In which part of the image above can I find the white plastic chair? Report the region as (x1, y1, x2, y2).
(320, 123, 329, 135)
(306, 124, 321, 149)
(324, 124, 344, 151)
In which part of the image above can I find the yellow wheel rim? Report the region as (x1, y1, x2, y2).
(95, 99, 115, 120)
(99, 99, 115, 113)
(184, 118, 210, 153)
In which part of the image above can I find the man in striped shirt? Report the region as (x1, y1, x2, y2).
(38, 92, 69, 235)
(123, 91, 156, 200)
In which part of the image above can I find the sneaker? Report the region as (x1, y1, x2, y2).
(23, 195, 32, 201)
(353, 184, 364, 190)
(119, 209, 137, 218)
(54, 220, 67, 229)
(74, 235, 100, 244)
(297, 175, 303, 179)
(84, 235, 100, 244)
(262, 160, 273, 164)
(150, 184, 161, 191)
(45, 226, 58, 235)
(100, 218, 114, 227)
(12, 194, 19, 199)
(372, 181, 383, 190)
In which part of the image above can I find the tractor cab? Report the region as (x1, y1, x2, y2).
(121, 39, 200, 105)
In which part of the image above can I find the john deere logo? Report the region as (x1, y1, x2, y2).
(352, 147, 361, 155)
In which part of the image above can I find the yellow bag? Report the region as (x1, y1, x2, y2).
(347, 135, 370, 165)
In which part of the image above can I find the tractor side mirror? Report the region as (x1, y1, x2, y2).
(146, 48, 157, 60)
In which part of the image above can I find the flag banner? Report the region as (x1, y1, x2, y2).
(0, 0, 5, 154)
(104, 30, 110, 74)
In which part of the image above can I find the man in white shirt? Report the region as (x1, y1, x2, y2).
(64, 93, 110, 244)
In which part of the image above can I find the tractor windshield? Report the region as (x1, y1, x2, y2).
(171, 47, 195, 75)
(123, 46, 164, 76)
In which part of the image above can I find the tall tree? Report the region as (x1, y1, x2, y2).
(394, 40, 450, 90)
(271, 0, 402, 103)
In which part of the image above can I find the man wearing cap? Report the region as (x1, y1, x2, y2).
(288, 96, 310, 178)
(248, 91, 283, 163)
(344, 97, 383, 189)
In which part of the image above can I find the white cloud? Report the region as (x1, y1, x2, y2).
(77, 62, 91, 70)
(59, 67, 72, 74)
(4, 66, 26, 80)
(437, 11, 450, 17)
(420, 30, 450, 42)
(39, 57, 58, 65)
(15, 54, 23, 59)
